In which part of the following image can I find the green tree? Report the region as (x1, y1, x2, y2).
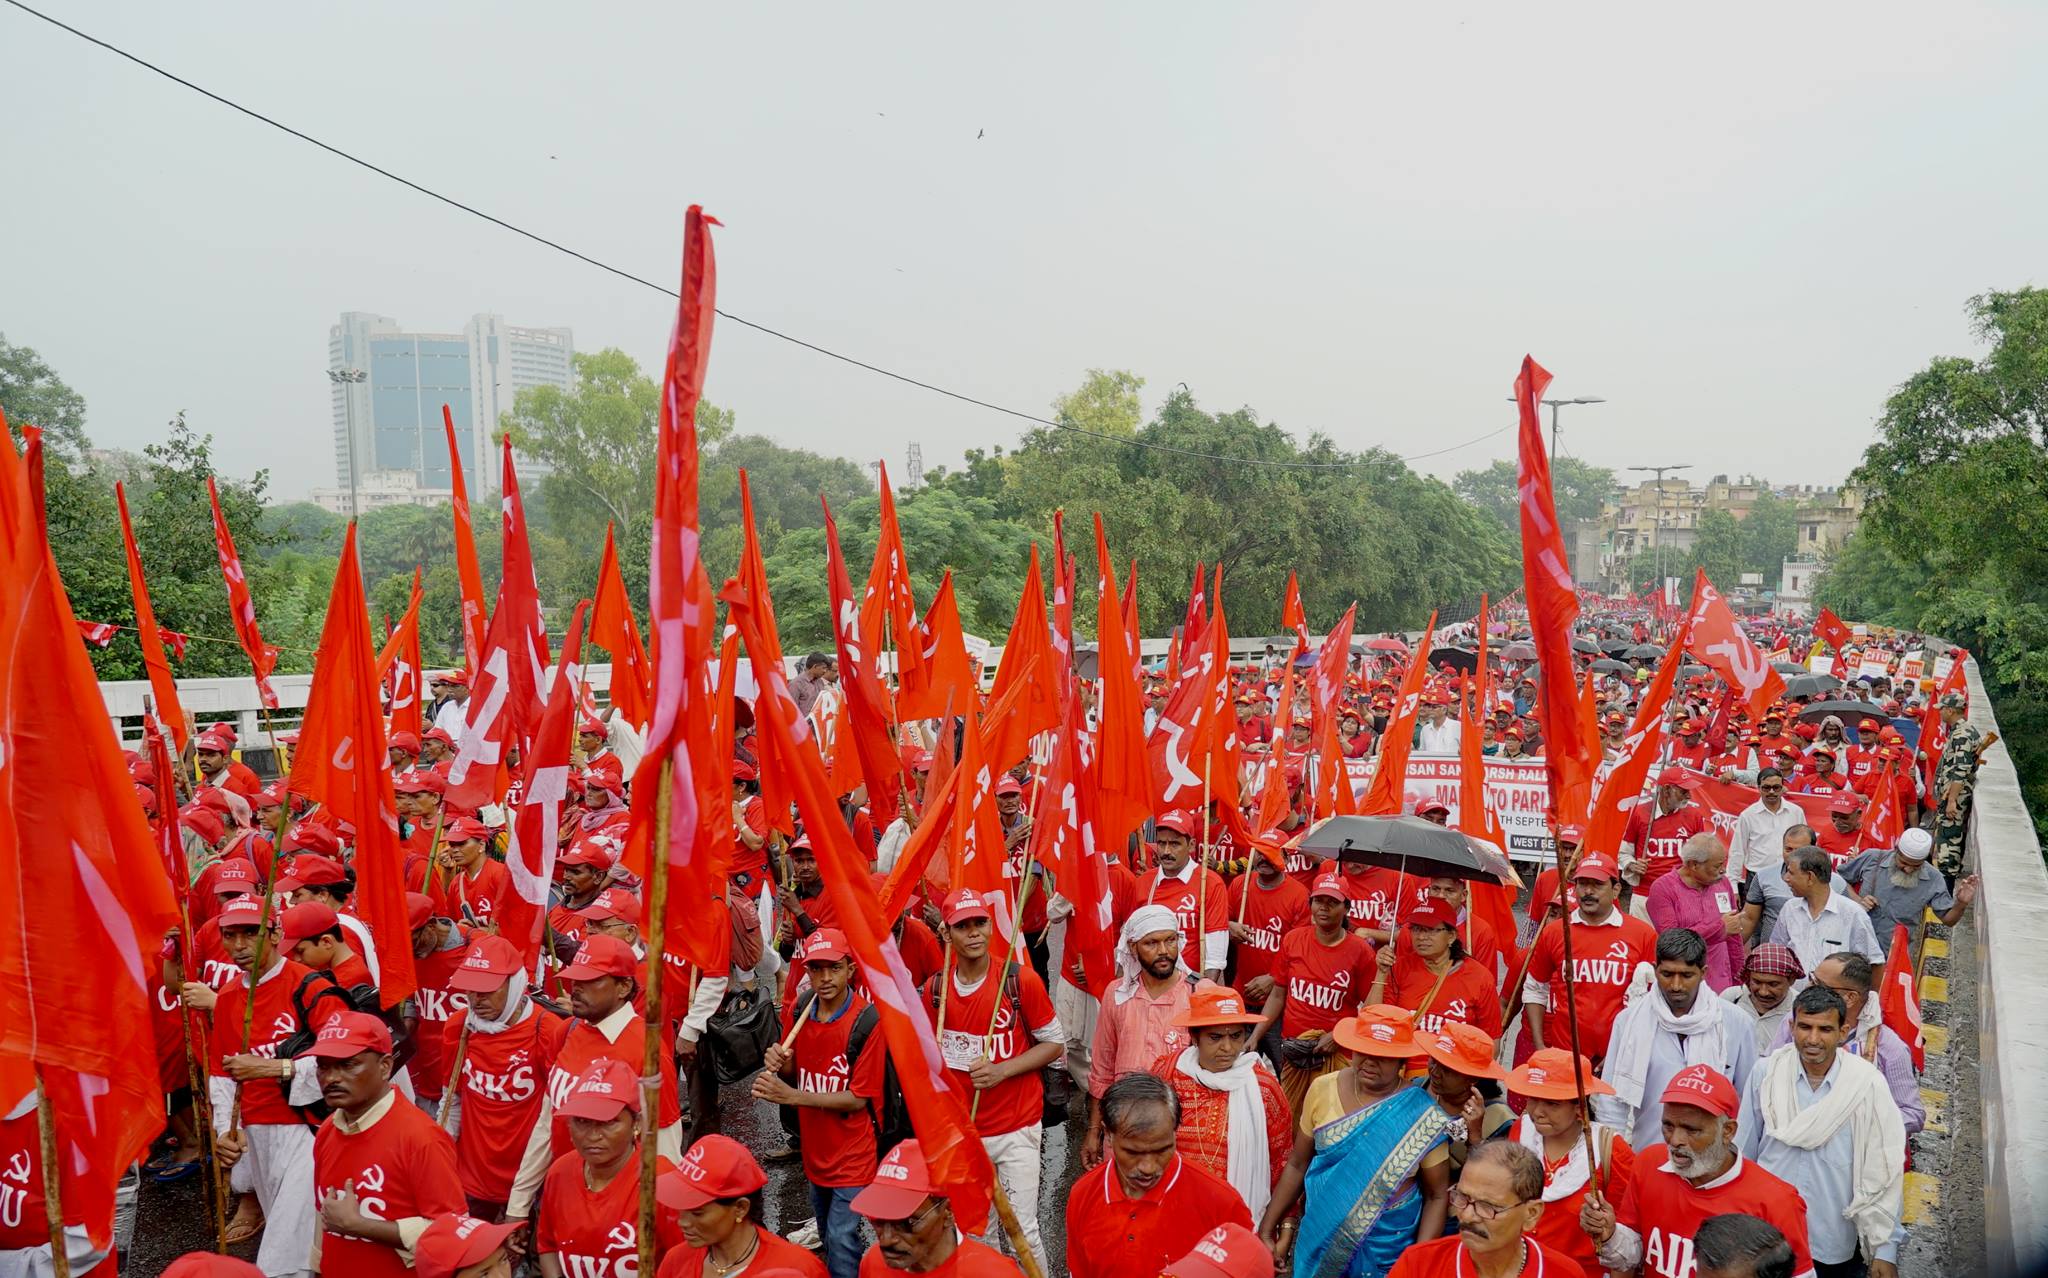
(0, 333, 90, 459)
(1453, 457, 1616, 549)
(1737, 491, 1799, 581)
(1687, 509, 1744, 588)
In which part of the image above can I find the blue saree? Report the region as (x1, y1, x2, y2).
(1293, 1083, 1456, 1278)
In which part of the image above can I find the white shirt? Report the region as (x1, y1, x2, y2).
(1416, 718, 1461, 756)
(432, 697, 469, 744)
(1730, 798, 1807, 875)
(1770, 888, 1886, 972)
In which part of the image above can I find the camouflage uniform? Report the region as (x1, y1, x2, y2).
(1932, 699, 1985, 880)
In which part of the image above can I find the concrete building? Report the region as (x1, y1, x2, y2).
(328, 311, 573, 502)
(1788, 484, 1865, 558)
(307, 468, 453, 515)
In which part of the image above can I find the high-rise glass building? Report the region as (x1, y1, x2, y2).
(328, 312, 574, 497)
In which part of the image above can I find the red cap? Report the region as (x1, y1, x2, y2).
(282, 823, 341, 858)
(447, 934, 526, 992)
(1555, 823, 1587, 846)
(431, 669, 471, 687)
(406, 891, 436, 932)
(215, 897, 269, 930)
(305, 1010, 393, 1059)
(1167, 1225, 1273, 1278)
(1571, 853, 1620, 884)
(658, 1134, 769, 1211)
(1413, 795, 1450, 816)
(160, 1256, 266, 1278)
(1829, 791, 1866, 815)
(277, 854, 347, 891)
(558, 934, 638, 982)
(387, 730, 421, 755)
(392, 769, 446, 796)
(1154, 810, 1197, 838)
(942, 889, 993, 925)
(443, 816, 490, 844)
(1659, 1063, 1740, 1118)
(799, 928, 850, 964)
(579, 718, 606, 736)
(558, 836, 616, 868)
(1416, 1021, 1506, 1080)
(196, 728, 235, 753)
(1308, 871, 1349, 903)
(421, 728, 456, 748)
(1680, 718, 1706, 734)
(179, 806, 225, 846)
(1405, 899, 1458, 931)
(994, 775, 1023, 797)
(731, 759, 759, 782)
(280, 902, 341, 948)
(211, 858, 258, 890)
(850, 1138, 940, 1219)
(412, 1214, 520, 1278)
(578, 887, 642, 927)
(1654, 767, 1695, 789)
(557, 1057, 641, 1121)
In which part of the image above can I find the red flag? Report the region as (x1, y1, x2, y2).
(1281, 571, 1309, 658)
(592, 524, 651, 731)
(445, 404, 488, 671)
(1147, 594, 1220, 816)
(948, 702, 1014, 955)
(1585, 611, 1694, 856)
(1122, 559, 1139, 640)
(144, 720, 188, 902)
(721, 575, 995, 1232)
(823, 498, 905, 826)
(286, 527, 418, 1007)
(1361, 612, 1437, 816)
(1203, 567, 1243, 815)
(502, 602, 588, 973)
(1880, 924, 1925, 1070)
(896, 570, 974, 722)
(1167, 562, 1206, 684)
(1456, 600, 1519, 957)
(1092, 518, 1154, 857)
(1685, 568, 1786, 719)
(207, 476, 279, 709)
(626, 206, 734, 977)
(984, 545, 1061, 771)
(1255, 659, 1300, 850)
(375, 569, 425, 739)
(1852, 758, 1906, 858)
(1037, 513, 1117, 994)
(116, 483, 189, 751)
(1306, 605, 1359, 819)
(732, 473, 793, 835)
(1514, 357, 1596, 829)
(1813, 606, 1853, 654)
(160, 629, 190, 662)
(0, 420, 182, 1248)
(861, 460, 923, 695)
(76, 618, 117, 647)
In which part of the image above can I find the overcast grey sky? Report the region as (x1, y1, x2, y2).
(6, 1, 2044, 499)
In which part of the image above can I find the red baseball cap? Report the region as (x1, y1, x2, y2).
(1555, 823, 1587, 846)
(305, 1010, 393, 1059)
(1567, 853, 1618, 884)
(215, 897, 269, 931)
(282, 823, 342, 858)
(1154, 810, 1198, 838)
(431, 669, 471, 687)
(731, 759, 759, 782)
(178, 806, 225, 847)
(557, 1057, 641, 1121)
(276, 854, 347, 893)
(1829, 791, 1866, 815)
(1413, 795, 1450, 816)
(578, 888, 642, 927)
(392, 770, 446, 796)
(211, 858, 259, 890)
(1405, 899, 1458, 931)
(1166, 1224, 1275, 1278)
(850, 1138, 940, 1219)
(387, 730, 421, 754)
(658, 1134, 769, 1211)
(1659, 1063, 1739, 1118)
(443, 817, 490, 845)
(447, 934, 526, 993)
(162, 1255, 266, 1277)
(994, 775, 1023, 797)
(579, 718, 606, 737)
(412, 1214, 520, 1278)
(279, 902, 341, 948)
(407, 891, 436, 932)
(558, 934, 638, 982)
(799, 928, 850, 965)
(558, 837, 615, 868)
(942, 889, 993, 926)
(1308, 871, 1349, 902)
(1653, 767, 1696, 789)
(1416, 1021, 1506, 1080)
(421, 728, 456, 748)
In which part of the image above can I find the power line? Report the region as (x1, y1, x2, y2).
(3, 0, 1513, 476)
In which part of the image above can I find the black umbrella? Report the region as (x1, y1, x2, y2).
(1499, 641, 1537, 662)
(1296, 815, 1517, 884)
(1772, 661, 1809, 675)
(1600, 639, 1635, 656)
(1571, 636, 1600, 655)
(1429, 646, 1479, 674)
(1589, 657, 1635, 676)
(1625, 643, 1665, 660)
(1798, 699, 1888, 726)
(1783, 672, 1844, 699)
(1678, 663, 1709, 679)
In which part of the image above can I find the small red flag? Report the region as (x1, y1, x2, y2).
(1684, 568, 1787, 719)
(733, 473, 793, 835)
(984, 545, 1061, 772)
(207, 476, 279, 709)
(1282, 571, 1309, 658)
(592, 524, 652, 731)
(1361, 611, 1437, 816)
(823, 498, 904, 826)
(445, 404, 489, 672)
(116, 482, 188, 751)
(375, 568, 425, 739)
(76, 618, 118, 647)
(1880, 924, 1925, 1070)
(861, 459, 923, 696)
(1813, 606, 1853, 654)
(502, 601, 588, 973)
(895, 569, 974, 723)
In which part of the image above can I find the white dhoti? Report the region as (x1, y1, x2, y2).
(0, 1227, 109, 1278)
(210, 1079, 317, 1278)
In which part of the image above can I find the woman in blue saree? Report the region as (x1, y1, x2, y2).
(1257, 1007, 1455, 1278)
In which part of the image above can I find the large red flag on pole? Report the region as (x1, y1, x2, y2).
(734, 471, 794, 835)
(1092, 517, 1154, 856)
(1514, 357, 1597, 830)
(503, 601, 588, 973)
(1039, 513, 1117, 995)
(1584, 611, 1694, 856)
(823, 498, 905, 828)
(1360, 611, 1437, 816)
(444, 404, 488, 672)
(984, 546, 1061, 772)
(287, 526, 419, 1007)
(1684, 568, 1786, 720)
(591, 524, 651, 731)
(207, 476, 279, 710)
(0, 416, 183, 1250)
(896, 569, 975, 723)
(861, 460, 923, 695)
(375, 568, 426, 740)
(115, 482, 189, 751)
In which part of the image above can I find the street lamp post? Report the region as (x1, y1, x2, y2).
(1506, 395, 1607, 457)
(1628, 462, 1691, 600)
(328, 366, 368, 521)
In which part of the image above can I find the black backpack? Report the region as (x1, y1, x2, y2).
(271, 970, 412, 1123)
(793, 991, 912, 1153)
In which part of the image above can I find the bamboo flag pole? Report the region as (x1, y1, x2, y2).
(34, 1074, 71, 1278)
(436, 1019, 472, 1129)
(1198, 752, 1213, 971)
(636, 765, 675, 1278)
(419, 805, 451, 900)
(175, 884, 228, 1254)
(987, 1177, 1047, 1278)
(969, 867, 1042, 1123)
(1549, 819, 1605, 1187)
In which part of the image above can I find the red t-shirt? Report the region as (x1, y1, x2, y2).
(1135, 865, 1229, 973)
(187, 918, 242, 991)
(661, 1226, 831, 1278)
(312, 1094, 464, 1278)
(857, 1239, 1022, 1278)
(534, 1150, 680, 1268)
(925, 963, 1058, 1136)
(542, 1018, 682, 1159)
(1613, 1148, 1815, 1278)
(1341, 866, 1432, 936)
(1521, 913, 1659, 1062)
(433, 857, 512, 931)
(1386, 1235, 1587, 1278)
(443, 1004, 570, 1202)
(896, 917, 944, 988)
(730, 796, 771, 886)
(1524, 869, 1578, 924)
(326, 951, 376, 992)
(1388, 955, 1503, 1038)
(1276, 927, 1376, 1037)
(209, 958, 317, 1128)
(791, 992, 888, 1187)
(0, 1104, 84, 1248)
(1815, 822, 1860, 867)
(1620, 802, 1715, 890)
(1230, 873, 1310, 988)
(1064, 1155, 1253, 1278)
(410, 939, 474, 1103)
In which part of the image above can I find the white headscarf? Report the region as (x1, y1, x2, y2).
(464, 969, 532, 1034)
(1114, 904, 1189, 1003)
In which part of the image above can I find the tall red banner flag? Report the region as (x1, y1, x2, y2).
(503, 601, 588, 973)
(207, 476, 279, 709)
(286, 526, 419, 1007)
(116, 482, 189, 751)
(1092, 517, 1154, 858)
(0, 416, 183, 1249)
(444, 404, 489, 671)
(1361, 611, 1437, 816)
(1684, 568, 1786, 719)
(1514, 357, 1596, 829)
(375, 568, 425, 739)
(592, 524, 651, 730)
(823, 498, 904, 827)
